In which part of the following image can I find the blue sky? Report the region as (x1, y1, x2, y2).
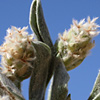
(0, 0, 100, 100)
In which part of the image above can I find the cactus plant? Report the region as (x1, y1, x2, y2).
(0, 0, 100, 100)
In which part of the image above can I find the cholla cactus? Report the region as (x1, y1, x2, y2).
(0, 26, 35, 81)
(56, 17, 100, 71)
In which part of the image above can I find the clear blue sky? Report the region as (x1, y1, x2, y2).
(0, 0, 100, 100)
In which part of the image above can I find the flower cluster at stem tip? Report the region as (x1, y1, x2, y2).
(0, 16, 100, 77)
(0, 26, 35, 80)
(57, 17, 100, 71)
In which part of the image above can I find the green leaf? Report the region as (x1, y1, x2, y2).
(88, 71, 100, 100)
(66, 94, 71, 100)
(0, 72, 25, 100)
(47, 58, 70, 100)
(36, 0, 53, 47)
(92, 93, 100, 100)
(29, 41, 51, 100)
(30, 0, 42, 41)
(30, 0, 53, 48)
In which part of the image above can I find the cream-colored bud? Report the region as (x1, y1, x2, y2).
(56, 17, 100, 71)
(0, 26, 35, 81)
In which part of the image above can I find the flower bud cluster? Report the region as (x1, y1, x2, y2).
(57, 17, 100, 71)
(0, 26, 35, 80)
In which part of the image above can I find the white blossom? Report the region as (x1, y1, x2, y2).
(57, 17, 100, 71)
(0, 26, 35, 79)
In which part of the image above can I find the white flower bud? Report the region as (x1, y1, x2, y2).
(0, 26, 35, 81)
(56, 17, 100, 71)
